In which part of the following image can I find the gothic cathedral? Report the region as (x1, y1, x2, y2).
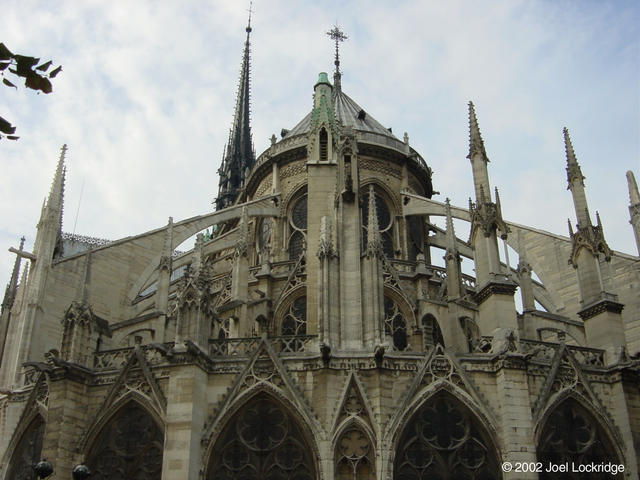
(1, 18, 639, 480)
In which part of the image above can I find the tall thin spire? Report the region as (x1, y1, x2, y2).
(215, 6, 256, 211)
(326, 25, 347, 91)
(627, 170, 640, 255)
(48, 144, 67, 215)
(563, 128, 591, 228)
(467, 101, 488, 162)
(1, 237, 25, 314)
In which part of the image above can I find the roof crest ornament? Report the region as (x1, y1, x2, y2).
(326, 24, 347, 91)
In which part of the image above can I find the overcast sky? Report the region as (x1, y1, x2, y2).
(1, 0, 639, 291)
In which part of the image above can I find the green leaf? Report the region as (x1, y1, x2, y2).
(0, 61, 10, 71)
(49, 65, 63, 78)
(13, 55, 39, 77)
(25, 71, 52, 93)
(0, 43, 13, 61)
(2, 77, 17, 89)
(36, 60, 52, 72)
(7, 135, 20, 140)
(0, 115, 17, 134)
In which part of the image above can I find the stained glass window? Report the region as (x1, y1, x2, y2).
(6, 416, 45, 480)
(281, 296, 307, 352)
(207, 395, 316, 480)
(394, 394, 499, 479)
(289, 194, 307, 259)
(86, 403, 164, 480)
(384, 297, 408, 351)
(538, 400, 619, 480)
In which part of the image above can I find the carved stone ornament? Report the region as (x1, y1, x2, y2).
(568, 223, 613, 266)
(469, 200, 509, 240)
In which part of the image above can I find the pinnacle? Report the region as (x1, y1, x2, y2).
(627, 170, 640, 205)
(563, 127, 578, 166)
(467, 101, 488, 161)
(445, 198, 457, 251)
(366, 185, 382, 254)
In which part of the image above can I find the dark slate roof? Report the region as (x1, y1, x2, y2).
(285, 88, 398, 140)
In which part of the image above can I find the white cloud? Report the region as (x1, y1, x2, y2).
(1, 0, 638, 291)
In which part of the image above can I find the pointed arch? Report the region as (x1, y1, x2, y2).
(421, 314, 444, 349)
(204, 390, 320, 480)
(388, 384, 502, 480)
(334, 420, 376, 480)
(4, 414, 46, 480)
(535, 393, 625, 473)
(319, 127, 329, 161)
(391, 390, 501, 479)
(83, 396, 164, 480)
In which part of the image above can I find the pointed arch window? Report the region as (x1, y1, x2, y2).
(394, 393, 500, 479)
(281, 295, 307, 352)
(407, 216, 424, 262)
(538, 399, 619, 479)
(206, 395, 316, 479)
(361, 187, 394, 257)
(86, 402, 164, 480)
(384, 297, 407, 351)
(6, 416, 45, 480)
(319, 128, 328, 161)
(289, 193, 308, 260)
(335, 428, 375, 480)
(422, 314, 444, 349)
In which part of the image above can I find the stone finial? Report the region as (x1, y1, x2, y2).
(444, 198, 457, 252)
(627, 170, 640, 206)
(1, 236, 25, 313)
(467, 101, 488, 161)
(366, 185, 382, 255)
(563, 127, 584, 187)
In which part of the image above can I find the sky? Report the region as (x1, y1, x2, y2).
(1, 0, 639, 291)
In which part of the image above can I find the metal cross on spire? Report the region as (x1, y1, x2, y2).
(326, 25, 348, 74)
(246, 1, 253, 32)
(327, 25, 347, 91)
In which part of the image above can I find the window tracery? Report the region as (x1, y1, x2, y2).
(281, 295, 307, 352)
(394, 394, 499, 479)
(335, 428, 375, 480)
(86, 403, 164, 480)
(207, 395, 316, 480)
(384, 297, 408, 351)
(538, 400, 619, 479)
(289, 193, 308, 259)
(361, 187, 394, 257)
(6, 416, 45, 480)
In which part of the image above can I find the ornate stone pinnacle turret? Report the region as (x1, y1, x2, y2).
(215, 12, 256, 211)
(564, 127, 584, 188)
(1, 237, 25, 314)
(366, 185, 382, 256)
(444, 198, 457, 253)
(467, 101, 488, 161)
(627, 170, 640, 255)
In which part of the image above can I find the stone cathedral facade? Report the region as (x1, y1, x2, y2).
(1, 22, 639, 480)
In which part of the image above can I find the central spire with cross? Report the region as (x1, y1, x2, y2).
(326, 24, 347, 90)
